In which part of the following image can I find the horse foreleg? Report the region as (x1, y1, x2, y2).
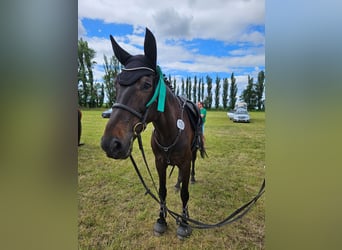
(154, 163, 168, 236)
(176, 164, 192, 239)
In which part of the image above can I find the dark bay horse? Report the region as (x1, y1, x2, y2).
(101, 28, 206, 239)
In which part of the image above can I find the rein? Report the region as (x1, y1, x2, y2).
(113, 67, 265, 229)
(130, 132, 266, 230)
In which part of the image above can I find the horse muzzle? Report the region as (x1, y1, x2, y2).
(101, 136, 133, 159)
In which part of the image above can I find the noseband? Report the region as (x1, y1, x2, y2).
(111, 102, 152, 135)
(112, 103, 145, 120)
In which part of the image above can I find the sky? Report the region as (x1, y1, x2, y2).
(78, 0, 265, 99)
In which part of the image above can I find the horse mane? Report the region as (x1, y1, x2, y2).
(162, 74, 174, 93)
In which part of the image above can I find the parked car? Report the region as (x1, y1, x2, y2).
(227, 110, 235, 120)
(234, 101, 247, 110)
(233, 109, 250, 123)
(102, 108, 112, 118)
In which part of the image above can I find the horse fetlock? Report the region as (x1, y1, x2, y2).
(160, 202, 167, 218)
(182, 206, 189, 219)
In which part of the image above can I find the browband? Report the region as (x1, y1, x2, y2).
(122, 67, 155, 72)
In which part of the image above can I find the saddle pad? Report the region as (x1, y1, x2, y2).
(177, 96, 203, 135)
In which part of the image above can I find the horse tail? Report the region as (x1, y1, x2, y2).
(198, 128, 208, 158)
(180, 96, 208, 158)
(195, 116, 207, 158)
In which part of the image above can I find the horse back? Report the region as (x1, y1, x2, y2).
(177, 96, 207, 158)
(177, 96, 202, 133)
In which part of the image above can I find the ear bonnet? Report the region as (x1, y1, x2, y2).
(110, 28, 157, 86)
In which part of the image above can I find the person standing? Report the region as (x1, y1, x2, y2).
(198, 101, 207, 143)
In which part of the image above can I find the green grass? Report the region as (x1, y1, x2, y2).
(78, 110, 265, 249)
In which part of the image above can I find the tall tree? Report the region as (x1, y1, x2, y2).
(222, 77, 229, 109)
(201, 77, 205, 101)
(181, 78, 185, 97)
(193, 76, 197, 103)
(93, 82, 104, 107)
(229, 73, 238, 110)
(168, 74, 172, 84)
(255, 70, 265, 110)
(197, 77, 201, 102)
(187, 76, 192, 101)
(206, 75, 213, 109)
(241, 75, 257, 110)
(99, 83, 104, 107)
(185, 77, 189, 99)
(214, 76, 221, 109)
(103, 55, 119, 106)
(173, 76, 178, 95)
(78, 38, 96, 107)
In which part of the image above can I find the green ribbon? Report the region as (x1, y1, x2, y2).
(146, 66, 166, 112)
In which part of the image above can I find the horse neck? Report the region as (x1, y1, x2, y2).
(152, 89, 181, 139)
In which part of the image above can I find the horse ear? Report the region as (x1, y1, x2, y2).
(110, 35, 131, 66)
(144, 28, 157, 70)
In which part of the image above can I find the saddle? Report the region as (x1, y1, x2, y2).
(177, 96, 204, 154)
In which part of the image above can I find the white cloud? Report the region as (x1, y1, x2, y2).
(78, 0, 265, 87)
(78, 18, 86, 37)
(79, 0, 264, 43)
(85, 33, 264, 82)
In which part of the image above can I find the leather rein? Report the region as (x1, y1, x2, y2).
(112, 103, 265, 230)
(130, 130, 265, 229)
(111, 80, 265, 229)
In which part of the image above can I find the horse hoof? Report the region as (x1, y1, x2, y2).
(154, 220, 167, 235)
(190, 178, 196, 184)
(177, 224, 192, 239)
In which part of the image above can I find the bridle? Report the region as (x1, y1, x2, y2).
(111, 102, 152, 135)
(111, 64, 169, 136)
(111, 71, 158, 135)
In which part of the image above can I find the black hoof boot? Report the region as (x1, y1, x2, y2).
(177, 223, 192, 240)
(154, 219, 167, 236)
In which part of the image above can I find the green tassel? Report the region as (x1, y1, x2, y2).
(146, 66, 166, 112)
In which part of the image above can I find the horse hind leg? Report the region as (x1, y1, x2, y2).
(190, 152, 197, 184)
(174, 170, 181, 190)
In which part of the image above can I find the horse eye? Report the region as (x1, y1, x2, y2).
(143, 81, 152, 89)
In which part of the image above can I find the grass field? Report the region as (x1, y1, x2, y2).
(78, 110, 265, 249)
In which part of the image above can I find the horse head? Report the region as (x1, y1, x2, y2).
(101, 28, 159, 159)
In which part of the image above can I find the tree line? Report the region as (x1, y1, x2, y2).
(78, 39, 265, 111)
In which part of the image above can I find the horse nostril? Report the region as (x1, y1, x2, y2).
(110, 138, 122, 151)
